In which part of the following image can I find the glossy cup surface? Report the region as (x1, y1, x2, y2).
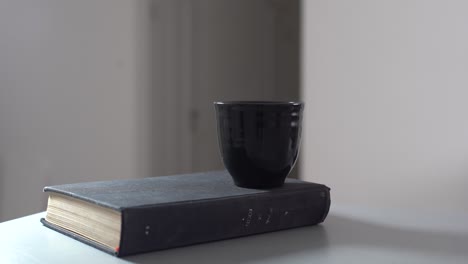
(214, 101, 303, 188)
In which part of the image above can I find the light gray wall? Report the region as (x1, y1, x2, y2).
(0, 0, 153, 221)
(301, 0, 468, 211)
(0, 0, 300, 221)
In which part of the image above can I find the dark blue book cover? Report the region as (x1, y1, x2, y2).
(41, 170, 330, 257)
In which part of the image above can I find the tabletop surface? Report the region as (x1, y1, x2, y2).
(1, 205, 467, 264)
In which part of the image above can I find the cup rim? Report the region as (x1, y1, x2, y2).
(214, 101, 302, 106)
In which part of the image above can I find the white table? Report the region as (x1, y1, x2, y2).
(1, 205, 467, 264)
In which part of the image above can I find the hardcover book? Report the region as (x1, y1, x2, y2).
(41, 170, 331, 257)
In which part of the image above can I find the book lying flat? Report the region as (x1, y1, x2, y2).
(41, 170, 331, 257)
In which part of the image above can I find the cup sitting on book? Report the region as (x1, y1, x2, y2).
(214, 101, 303, 189)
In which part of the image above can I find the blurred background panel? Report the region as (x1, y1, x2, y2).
(0, 0, 300, 221)
(301, 0, 468, 211)
(0, 0, 151, 221)
(4, 0, 468, 223)
(188, 0, 300, 172)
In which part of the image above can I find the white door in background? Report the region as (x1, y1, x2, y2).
(189, 0, 300, 173)
(0, 0, 299, 221)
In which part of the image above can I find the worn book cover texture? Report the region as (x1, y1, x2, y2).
(42, 170, 331, 257)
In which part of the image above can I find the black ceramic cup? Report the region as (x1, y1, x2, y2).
(214, 101, 303, 189)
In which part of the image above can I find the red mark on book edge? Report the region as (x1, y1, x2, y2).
(115, 247, 120, 252)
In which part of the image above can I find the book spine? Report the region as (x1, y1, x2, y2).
(118, 187, 330, 256)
